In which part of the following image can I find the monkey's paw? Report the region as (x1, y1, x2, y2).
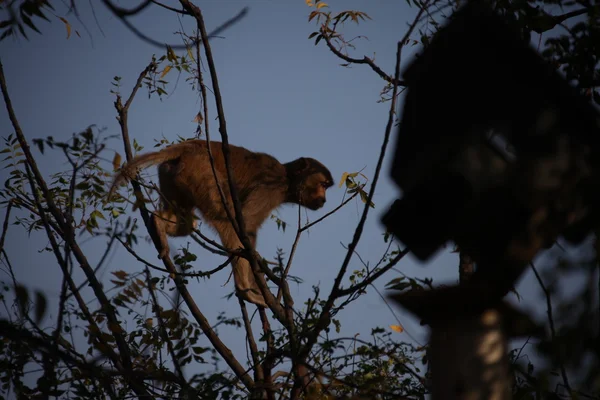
(157, 247, 169, 259)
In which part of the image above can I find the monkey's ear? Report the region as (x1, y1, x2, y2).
(287, 157, 311, 176)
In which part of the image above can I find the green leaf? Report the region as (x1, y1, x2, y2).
(91, 210, 105, 220)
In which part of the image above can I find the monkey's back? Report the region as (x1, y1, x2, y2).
(158, 140, 288, 220)
(171, 139, 286, 183)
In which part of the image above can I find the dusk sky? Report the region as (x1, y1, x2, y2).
(0, 0, 575, 381)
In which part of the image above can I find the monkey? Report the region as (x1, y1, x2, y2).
(108, 139, 333, 308)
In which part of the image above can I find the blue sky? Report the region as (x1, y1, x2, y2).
(0, 0, 574, 381)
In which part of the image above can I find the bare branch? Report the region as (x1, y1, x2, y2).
(0, 59, 150, 397)
(101, 0, 249, 50)
(530, 262, 572, 395)
(321, 31, 405, 86)
(144, 268, 187, 384)
(335, 249, 409, 297)
(301, 1, 428, 366)
(180, 0, 289, 321)
(300, 189, 360, 232)
(112, 60, 255, 390)
(0, 200, 12, 256)
(239, 297, 265, 392)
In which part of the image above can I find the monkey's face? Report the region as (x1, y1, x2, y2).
(285, 157, 334, 209)
(300, 173, 333, 210)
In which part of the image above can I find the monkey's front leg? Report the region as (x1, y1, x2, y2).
(216, 224, 268, 308)
(232, 257, 269, 308)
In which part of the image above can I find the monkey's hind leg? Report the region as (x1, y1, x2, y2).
(153, 207, 197, 259)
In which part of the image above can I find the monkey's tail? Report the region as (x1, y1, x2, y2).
(107, 141, 198, 200)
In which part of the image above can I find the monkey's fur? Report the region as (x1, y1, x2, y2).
(109, 140, 333, 307)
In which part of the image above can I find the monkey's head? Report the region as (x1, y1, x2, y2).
(284, 157, 334, 210)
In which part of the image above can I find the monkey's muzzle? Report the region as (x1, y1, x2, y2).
(308, 197, 326, 210)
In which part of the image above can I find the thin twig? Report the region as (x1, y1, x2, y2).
(259, 308, 276, 400)
(321, 31, 405, 87)
(144, 268, 187, 384)
(276, 207, 302, 303)
(239, 297, 265, 393)
(300, 190, 360, 233)
(116, 229, 232, 278)
(67, 233, 117, 300)
(530, 262, 572, 395)
(336, 249, 409, 297)
(0, 200, 12, 256)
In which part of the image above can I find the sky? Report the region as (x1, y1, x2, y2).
(0, 0, 589, 388)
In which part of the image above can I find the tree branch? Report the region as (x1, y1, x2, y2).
(239, 297, 265, 395)
(181, 0, 290, 322)
(299, 3, 427, 378)
(322, 30, 405, 87)
(0, 59, 150, 397)
(530, 262, 572, 395)
(144, 268, 187, 385)
(113, 60, 255, 390)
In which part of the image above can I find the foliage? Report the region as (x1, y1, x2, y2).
(0, 0, 599, 399)
(0, 0, 78, 40)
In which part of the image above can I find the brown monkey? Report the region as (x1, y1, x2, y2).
(109, 140, 333, 307)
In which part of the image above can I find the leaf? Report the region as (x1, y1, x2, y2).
(308, 31, 319, 39)
(112, 152, 122, 172)
(308, 10, 319, 22)
(0, 27, 15, 41)
(316, 2, 328, 9)
(160, 65, 172, 79)
(75, 182, 89, 190)
(34, 291, 47, 323)
(338, 172, 349, 187)
(90, 210, 105, 220)
(58, 17, 71, 39)
(192, 346, 208, 354)
(17, 23, 28, 40)
(186, 46, 196, 62)
(390, 324, 404, 333)
(305, 0, 314, 6)
(20, 14, 41, 35)
(359, 190, 375, 208)
(166, 45, 177, 62)
(193, 111, 203, 124)
(112, 270, 128, 280)
(14, 285, 28, 318)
